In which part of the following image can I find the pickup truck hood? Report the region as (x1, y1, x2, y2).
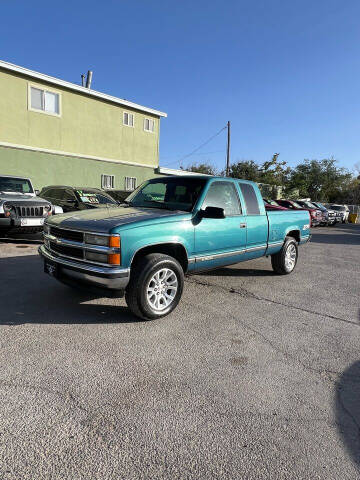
(47, 206, 188, 233)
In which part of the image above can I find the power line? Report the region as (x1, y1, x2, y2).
(161, 150, 224, 163)
(163, 125, 227, 167)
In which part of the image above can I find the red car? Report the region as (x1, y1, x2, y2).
(277, 199, 318, 226)
(296, 201, 322, 227)
(263, 198, 288, 211)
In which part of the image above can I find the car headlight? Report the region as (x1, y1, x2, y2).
(3, 203, 13, 217)
(85, 251, 121, 265)
(85, 251, 109, 263)
(85, 233, 110, 246)
(85, 234, 120, 248)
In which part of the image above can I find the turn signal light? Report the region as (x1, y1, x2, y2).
(109, 236, 120, 248)
(108, 253, 121, 265)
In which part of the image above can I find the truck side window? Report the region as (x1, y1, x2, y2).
(202, 181, 241, 216)
(238, 183, 260, 215)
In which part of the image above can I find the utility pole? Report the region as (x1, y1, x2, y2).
(226, 121, 231, 177)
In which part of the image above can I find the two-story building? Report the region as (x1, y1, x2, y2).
(0, 60, 167, 191)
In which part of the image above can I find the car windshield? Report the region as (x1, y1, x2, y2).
(75, 190, 117, 205)
(290, 201, 302, 208)
(302, 201, 317, 209)
(330, 205, 345, 211)
(264, 198, 279, 206)
(0, 176, 33, 194)
(126, 177, 207, 212)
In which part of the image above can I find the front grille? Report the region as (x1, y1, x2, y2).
(50, 226, 84, 243)
(50, 242, 83, 259)
(7, 204, 45, 217)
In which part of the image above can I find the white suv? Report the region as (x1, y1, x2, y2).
(329, 204, 350, 223)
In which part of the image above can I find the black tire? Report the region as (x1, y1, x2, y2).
(271, 236, 298, 275)
(125, 253, 184, 321)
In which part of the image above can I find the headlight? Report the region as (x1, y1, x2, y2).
(85, 234, 120, 247)
(85, 251, 121, 265)
(85, 233, 109, 246)
(3, 203, 12, 217)
(85, 251, 109, 263)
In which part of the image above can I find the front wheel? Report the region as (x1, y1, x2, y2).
(271, 237, 298, 275)
(125, 253, 184, 320)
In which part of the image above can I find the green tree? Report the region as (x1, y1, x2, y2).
(227, 160, 259, 181)
(258, 153, 292, 186)
(185, 162, 217, 176)
(287, 158, 352, 201)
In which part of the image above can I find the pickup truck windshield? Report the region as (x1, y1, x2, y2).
(127, 177, 207, 212)
(0, 176, 33, 194)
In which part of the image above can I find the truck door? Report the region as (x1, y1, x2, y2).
(192, 180, 247, 270)
(237, 181, 268, 260)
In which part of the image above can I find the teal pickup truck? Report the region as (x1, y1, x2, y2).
(39, 176, 311, 320)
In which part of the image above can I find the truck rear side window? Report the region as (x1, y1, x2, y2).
(238, 183, 260, 215)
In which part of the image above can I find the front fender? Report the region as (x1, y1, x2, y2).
(119, 220, 194, 268)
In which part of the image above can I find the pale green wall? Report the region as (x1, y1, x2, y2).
(0, 146, 160, 191)
(0, 68, 160, 167)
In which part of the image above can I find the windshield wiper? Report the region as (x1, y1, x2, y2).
(141, 201, 176, 211)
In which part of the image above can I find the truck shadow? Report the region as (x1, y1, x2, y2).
(0, 255, 139, 325)
(197, 266, 273, 277)
(311, 225, 360, 246)
(335, 358, 360, 470)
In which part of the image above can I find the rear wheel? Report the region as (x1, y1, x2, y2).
(271, 237, 298, 275)
(125, 253, 184, 320)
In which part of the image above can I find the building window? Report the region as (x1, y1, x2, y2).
(144, 118, 155, 133)
(101, 174, 115, 189)
(125, 177, 137, 191)
(29, 86, 60, 115)
(123, 111, 134, 127)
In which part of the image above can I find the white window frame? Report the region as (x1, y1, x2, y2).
(101, 174, 115, 189)
(28, 83, 61, 117)
(123, 111, 134, 127)
(144, 117, 155, 133)
(124, 176, 137, 191)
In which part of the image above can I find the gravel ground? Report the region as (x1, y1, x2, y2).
(0, 225, 359, 480)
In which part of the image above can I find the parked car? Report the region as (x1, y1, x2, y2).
(296, 200, 323, 227)
(311, 202, 336, 226)
(104, 189, 130, 204)
(39, 186, 118, 213)
(263, 198, 288, 211)
(39, 176, 311, 320)
(328, 204, 350, 223)
(0, 174, 53, 235)
(323, 204, 343, 224)
(277, 200, 319, 227)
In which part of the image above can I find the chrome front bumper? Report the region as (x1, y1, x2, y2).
(38, 245, 130, 290)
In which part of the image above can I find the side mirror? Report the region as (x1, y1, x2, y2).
(35, 189, 40, 195)
(201, 206, 225, 219)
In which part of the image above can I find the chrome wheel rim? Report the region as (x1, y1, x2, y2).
(285, 243, 297, 271)
(146, 268, 178, 312)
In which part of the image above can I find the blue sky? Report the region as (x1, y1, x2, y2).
(1, 0, 360, 173)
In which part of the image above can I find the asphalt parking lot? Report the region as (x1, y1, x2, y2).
(0, 224, 359, 479)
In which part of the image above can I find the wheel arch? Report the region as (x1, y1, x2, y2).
(131, 242, 189, 272)
(285, 229, 301, 243)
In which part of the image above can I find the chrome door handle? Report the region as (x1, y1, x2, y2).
(240, 223, 247, 228)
